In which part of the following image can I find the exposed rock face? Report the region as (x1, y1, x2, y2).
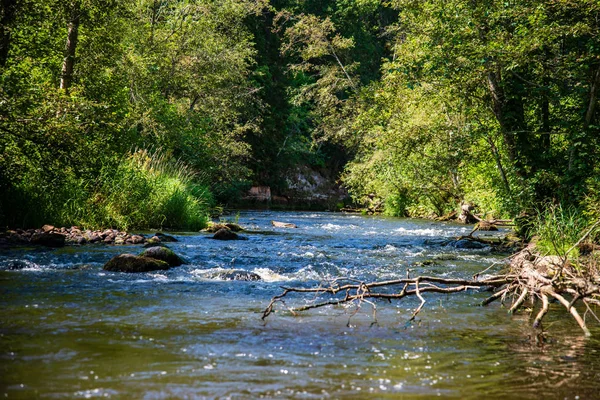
(244, 186, 272, 202)
(30, 232, 65, 247)
(103, 254, 170, 273)
(213, 228, 241, 240)
(283, 167, 347, 208)
(139, 246, 185, 267)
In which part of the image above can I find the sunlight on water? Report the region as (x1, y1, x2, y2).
(1, 211, 599, 399)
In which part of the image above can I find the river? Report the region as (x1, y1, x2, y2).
(1, 211, 599, 399)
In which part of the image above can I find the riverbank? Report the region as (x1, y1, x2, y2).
(0, 225, 178, 248)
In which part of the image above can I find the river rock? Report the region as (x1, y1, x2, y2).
(154, 232, 178, 242)
(453, 239, 488, 249)
(144, 240, 168, 248)
(213, 228, 241, 240)
(139, 246, 185, 267)
(41, 224, 55, 233)
(130, 235, 145, 244)
(205, 222, 244, 233)
(214, 269, 262, 281)
(271, 221, 297, 228)
(30, 232, 65, 247)
(103, 254, 170, 273)
(145, 235, 161, 245)
(87, 233, 102, 243)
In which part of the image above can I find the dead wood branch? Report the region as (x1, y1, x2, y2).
(262, 240, 600, 336)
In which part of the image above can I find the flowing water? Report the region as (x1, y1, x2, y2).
(1, 211, 599, 399)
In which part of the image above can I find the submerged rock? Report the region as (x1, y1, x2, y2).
(30, 232, 65, 248)
(215, 269, 262, 281)
(453, 239, 488, 250)
(2, 260, 31, 270)
(145, 236, 162, 246)
(139, 246, 185, 267)
(103, 254, 170, 273)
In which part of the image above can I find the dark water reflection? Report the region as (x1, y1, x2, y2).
(1, 211, 599, 399)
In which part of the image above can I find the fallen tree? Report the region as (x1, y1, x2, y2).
(263, 223, 600, 336)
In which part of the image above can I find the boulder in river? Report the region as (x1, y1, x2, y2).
(30, 232, 65, 247)
(154, 232, 178, 242)
(103, 254, 170, 273)
(213, 228, 243, 240)
(139, 246, 185, 267)
(205, 222, 244, 233)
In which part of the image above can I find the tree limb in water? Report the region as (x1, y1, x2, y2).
(262, 244, 600, 336)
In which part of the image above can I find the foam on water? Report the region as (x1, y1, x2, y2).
(252, 267, 292, 282)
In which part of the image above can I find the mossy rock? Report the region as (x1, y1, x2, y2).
(103, 254, 170, 273)
(213, 228, 245, 240)
(205, 222, 244, 233)
(139, 246, 185, 267)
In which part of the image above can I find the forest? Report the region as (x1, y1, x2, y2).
(1, 0, 600, 244)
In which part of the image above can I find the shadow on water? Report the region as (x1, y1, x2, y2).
(1, 211, 599, 398)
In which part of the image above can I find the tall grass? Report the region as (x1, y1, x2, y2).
(76, 149, 213, 230)
(532, 204, 589, 258)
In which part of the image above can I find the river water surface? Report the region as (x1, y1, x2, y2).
(1, 211, 599, 399)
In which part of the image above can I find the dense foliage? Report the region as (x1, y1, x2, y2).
(1, 0, 599, 234)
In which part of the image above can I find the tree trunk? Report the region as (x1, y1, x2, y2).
(487, 70, 530, 177)
(568, 64, 600, 172)
(60, 2, 81, 94)
(485, 132, 511, 194)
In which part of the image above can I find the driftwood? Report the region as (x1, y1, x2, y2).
(438, 203, 512, 227)
(262, 274, 509, 325)
(263, 228, 600, 336)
